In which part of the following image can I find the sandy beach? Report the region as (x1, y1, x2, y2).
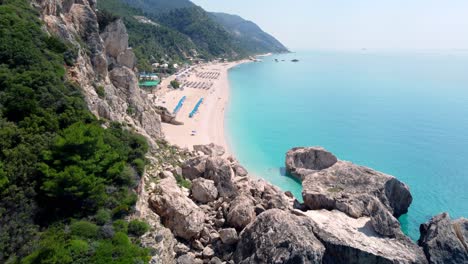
(154, 60, 249, 154)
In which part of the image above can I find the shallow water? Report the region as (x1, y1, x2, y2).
(226, 50, 468, 240)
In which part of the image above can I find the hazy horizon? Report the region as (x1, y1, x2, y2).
(192, 0, 468, 51)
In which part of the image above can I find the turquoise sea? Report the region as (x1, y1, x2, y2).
(226, 50, 468, 240)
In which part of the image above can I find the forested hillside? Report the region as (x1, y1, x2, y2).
(156, 7, 244, 58)
(211, 12, 289, 54)
(97, 0, 288, 70)
(121, 0, 194, 15)
(0, 0, 150, 262)
(97, 0, 199, 71)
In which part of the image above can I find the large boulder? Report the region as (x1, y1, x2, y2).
(301, 161, 412, 214)
(205, 157, 237, 198)
(418, 213, 468, 264)
(191, 178, 218, 203)
(285, 147, 338, 179)
(149, 177, 206, 240)
(193, 143, 225, 157)
(227, 195, 256, 230)
(182, 156, 207, 180)
(234, 209, 325, 264)
(304, 210, 428, 264)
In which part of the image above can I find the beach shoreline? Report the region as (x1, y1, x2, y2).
(155, 60, 250, 156)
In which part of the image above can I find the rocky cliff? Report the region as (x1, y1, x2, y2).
(33, 0, 164, 144)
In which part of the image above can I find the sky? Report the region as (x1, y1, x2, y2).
(191, 0, 468, 51)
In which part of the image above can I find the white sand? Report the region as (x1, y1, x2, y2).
(154, 61, 249, 154)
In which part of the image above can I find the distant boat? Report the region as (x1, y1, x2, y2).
(275, 59, 279, 62)
(291, 59, 299, 62)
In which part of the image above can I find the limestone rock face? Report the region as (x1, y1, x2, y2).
(36, 0, 164, 145)
(100, 19, 128, 59)
(304, 210, 428, 264)
(285, 147, 338, 179)
(227, 195, 256, 230)
(149, 178, 206, 240)
(205, 157, 237, 198)
(234, 209, 325, 264)
(191, 178, 218, 203)
(193, 143, 225, 157)
(418, 213, 468, 264)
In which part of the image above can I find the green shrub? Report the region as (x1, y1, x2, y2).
(113, 220, 128, 233)
(95, 85, 105, 98)
(95, 209, 111, 225)
(170, 80, 180, 89)
(175, 174, 191, 189)
(132, 158, 146, 176)
(128, 220, 149, 236)
(70, 221, 99, 239)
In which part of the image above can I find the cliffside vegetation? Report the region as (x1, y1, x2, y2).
(0, 0, 150, 262)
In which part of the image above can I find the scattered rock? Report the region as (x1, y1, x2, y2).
(174, 243, 190, 255)
(149, 177, 205, 240)
(219, 228, 238, 245)
(182, 156, 207, 180)
(194, 143, 225, 157)
(203, 246, 215, 258)
(234, 209, 325, 264)
(177, 253, 196, 264)
(209, 257, 223, 264)
(191, 178, 218, 203)
(227, 195, 256, 229)
(232, 164, 248, 177)
(418, 213, 468, 264)
(160, 171, 174, 179)
(205, 157, 237, 198)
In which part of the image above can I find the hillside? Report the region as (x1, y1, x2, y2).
(211, 12, 289, 54)
(97, 0, 199, 71)
(155, 6, 244, 59)
(121, 0, 194, 15)
(98, 0, 288, 69)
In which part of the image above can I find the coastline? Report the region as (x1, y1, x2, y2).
(155, 60, 250, 156)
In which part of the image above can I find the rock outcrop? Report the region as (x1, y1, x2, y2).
(287, 147, 412, 238)
(149, 177, 206, 240)
(300, 160, 412, 237)
(418, 213, 468, 264)
(304, 210, 428, 264)
(285, 147, 338, 180)
(234, 209, 325, 264)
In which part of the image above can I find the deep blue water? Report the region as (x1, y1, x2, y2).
(226, 50, 468, 240)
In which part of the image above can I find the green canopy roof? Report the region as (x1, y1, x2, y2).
(139, 80, 160, 87)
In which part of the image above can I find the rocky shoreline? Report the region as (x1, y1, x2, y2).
(140, 145, 467, 264)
